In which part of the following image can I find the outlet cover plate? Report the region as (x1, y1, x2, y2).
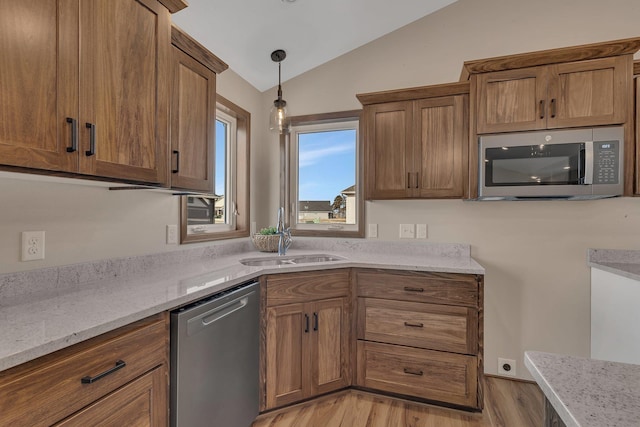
(498, 357, 516, 376)
(21, 231, 45, 261)
(416, 224, 427, 239)
(368, 224, 378, 238)
(166, 225, 178, 245)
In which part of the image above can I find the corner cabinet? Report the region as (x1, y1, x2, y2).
(0, 0, 171, 185)
(170, 26, 228, 192)
(354, 269, 483, 410)
(0, 313, 168, 427)
(475, 56, 631, 134)
(261, 270, 351, 411)
(357, 82, 469, 199)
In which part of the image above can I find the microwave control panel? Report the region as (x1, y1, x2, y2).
(593, 141, 619, 184)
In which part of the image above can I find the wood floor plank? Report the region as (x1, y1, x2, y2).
(253, 377, 543, 427)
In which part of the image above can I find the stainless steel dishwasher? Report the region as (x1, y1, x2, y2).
(170, 281, 259, 427)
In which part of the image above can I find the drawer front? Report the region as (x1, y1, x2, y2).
(358, 298, 477, 354)
(0, 314, 167, 427)
(266, 269, 349, 306)
(355, 269, 478, 307)
(356, 341, 478, 408)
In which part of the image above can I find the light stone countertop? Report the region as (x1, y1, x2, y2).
(525, 351, 640, 427)
(587, 248, 640, 281)
(0, 238, 484, 373)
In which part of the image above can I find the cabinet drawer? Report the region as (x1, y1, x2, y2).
(356, 341, 478, 408)
(357, 298, 477, 354)
(355, 269, 478, 307)
(266, 269, 350, 306)
(0, 314, 167, 427)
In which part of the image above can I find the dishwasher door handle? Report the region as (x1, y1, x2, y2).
(187, 293, 253, 336)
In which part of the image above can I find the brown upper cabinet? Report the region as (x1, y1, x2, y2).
(170, 26, 227, 192)
(0, 0, 172, 185)
(476, 56, 630, 134)
(357, 82, 469, 199)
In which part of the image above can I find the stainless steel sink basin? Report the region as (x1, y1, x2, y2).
(239, 254, 345, 267)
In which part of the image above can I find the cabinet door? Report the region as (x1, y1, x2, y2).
(265, 303, 310, 409)
(0, 0, 78, 172)
(476, 66, 547, 133)
(54, 367, 167, 427)
(364, 101, 414, 199)
(310, 298, 350, 396)
(170, 45, 216, 192)
(547, 56, 629, 128)
(78, 0, 170, 184)
(414, 95, 466, 198)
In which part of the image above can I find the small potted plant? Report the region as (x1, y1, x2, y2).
(251, 227, 280, 252)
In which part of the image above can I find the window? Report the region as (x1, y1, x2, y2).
(180, 95, 250, 242)
(286, 111, 363, 237)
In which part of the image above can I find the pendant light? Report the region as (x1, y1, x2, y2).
(269, 49, 289, 133)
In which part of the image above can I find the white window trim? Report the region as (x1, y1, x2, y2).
(289, 119, 360, 233)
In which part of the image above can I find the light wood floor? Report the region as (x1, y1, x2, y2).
(253, 377, 543, 427)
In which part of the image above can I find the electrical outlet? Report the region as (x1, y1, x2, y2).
(498, 357, 516, 377)
(166, 225, 178, 245)
(21, 231, 45, 261)
(399, 224, 415, 239)
(416, 224, 428, 239)
(368, 224, 378, 238)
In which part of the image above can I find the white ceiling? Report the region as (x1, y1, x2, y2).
(171, 0, 458, 92)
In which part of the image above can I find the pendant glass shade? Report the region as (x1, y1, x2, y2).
(269, 99, 288, 133)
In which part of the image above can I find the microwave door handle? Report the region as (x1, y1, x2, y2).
(584, 141, 594, 185)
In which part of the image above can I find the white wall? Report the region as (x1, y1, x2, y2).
(0, 68, 264, 274)
(257, 0, 640, 378)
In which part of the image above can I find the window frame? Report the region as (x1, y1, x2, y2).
(180, 95, 250, 243)
(284, 110, 364, 238)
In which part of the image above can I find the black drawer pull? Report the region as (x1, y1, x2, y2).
(403, 367, 423, 376)
(539, 99, 545, 119)
(550, 98, 557, 118)
(304, 314, 309, 333)
(313, 312, 318, 331)
(81, 360, 126, 384)
(404, 321, 424, 328)
(403, 286, 424, 293)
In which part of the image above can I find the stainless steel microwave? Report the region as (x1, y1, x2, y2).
(478, 126, 624, 200)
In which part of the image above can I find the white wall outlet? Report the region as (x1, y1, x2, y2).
(166, 225, 178, 245)
(498, 357, 516, 377)
(251, 221, 257, 236)
(416, 224, 428, 239)
(21, 231, 45, 261)
(368, 223, 378, 238)
(399, 224, 415, 239)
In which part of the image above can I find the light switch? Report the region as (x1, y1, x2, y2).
(368, 224, 378, 238)
(416, 224, 427, 239)
(399, 224, 415, 239)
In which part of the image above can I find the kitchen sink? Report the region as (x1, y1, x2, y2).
(239, 254, 345, 267)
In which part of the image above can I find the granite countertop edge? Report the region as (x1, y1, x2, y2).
(0, 239, 484, 373)
(587, 248, 640, 281)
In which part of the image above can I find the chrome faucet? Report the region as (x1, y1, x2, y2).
(276, 207, 292, 256)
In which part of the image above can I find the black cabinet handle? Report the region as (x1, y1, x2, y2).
(404, 321, 424, 328)
(403, 286, 424, 293)
(85, 122, 96, 156)
(81, 360, 126, 384)
(550, 98, 557, 118)
(415, 172, 419, 189)
(66, 118, 78, 153)
(407, 172, 411, 189)
(313, 312, 318, 331)
(304, 314, 309, 333)
(403, 367, 424, 376)
(539, 100, 545, 119)
(172, 150, 180, 173)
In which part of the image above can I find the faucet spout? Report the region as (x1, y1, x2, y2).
(276, 207, 292, 256)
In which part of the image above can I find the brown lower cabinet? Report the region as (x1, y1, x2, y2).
(354, 268, 483, 410)
(0, 313, 168, 427)
(262, 270, 351, 411)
